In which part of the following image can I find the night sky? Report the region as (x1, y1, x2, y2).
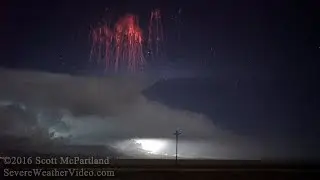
(2, 0, 318, 71)
(0, 0, 320, 157)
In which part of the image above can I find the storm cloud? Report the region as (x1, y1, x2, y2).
(0, 68, 261, 158)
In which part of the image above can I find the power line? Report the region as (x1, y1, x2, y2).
(173, 128, 182, 165)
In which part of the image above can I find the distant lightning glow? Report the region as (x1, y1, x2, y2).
(133, 138, 167, 154)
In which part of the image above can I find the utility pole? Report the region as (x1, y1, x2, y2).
(174, 129, 182, 165)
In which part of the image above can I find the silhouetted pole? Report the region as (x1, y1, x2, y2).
(174, 129, 182, 165)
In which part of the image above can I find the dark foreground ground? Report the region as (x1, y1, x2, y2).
(1, 151, 319, 179)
